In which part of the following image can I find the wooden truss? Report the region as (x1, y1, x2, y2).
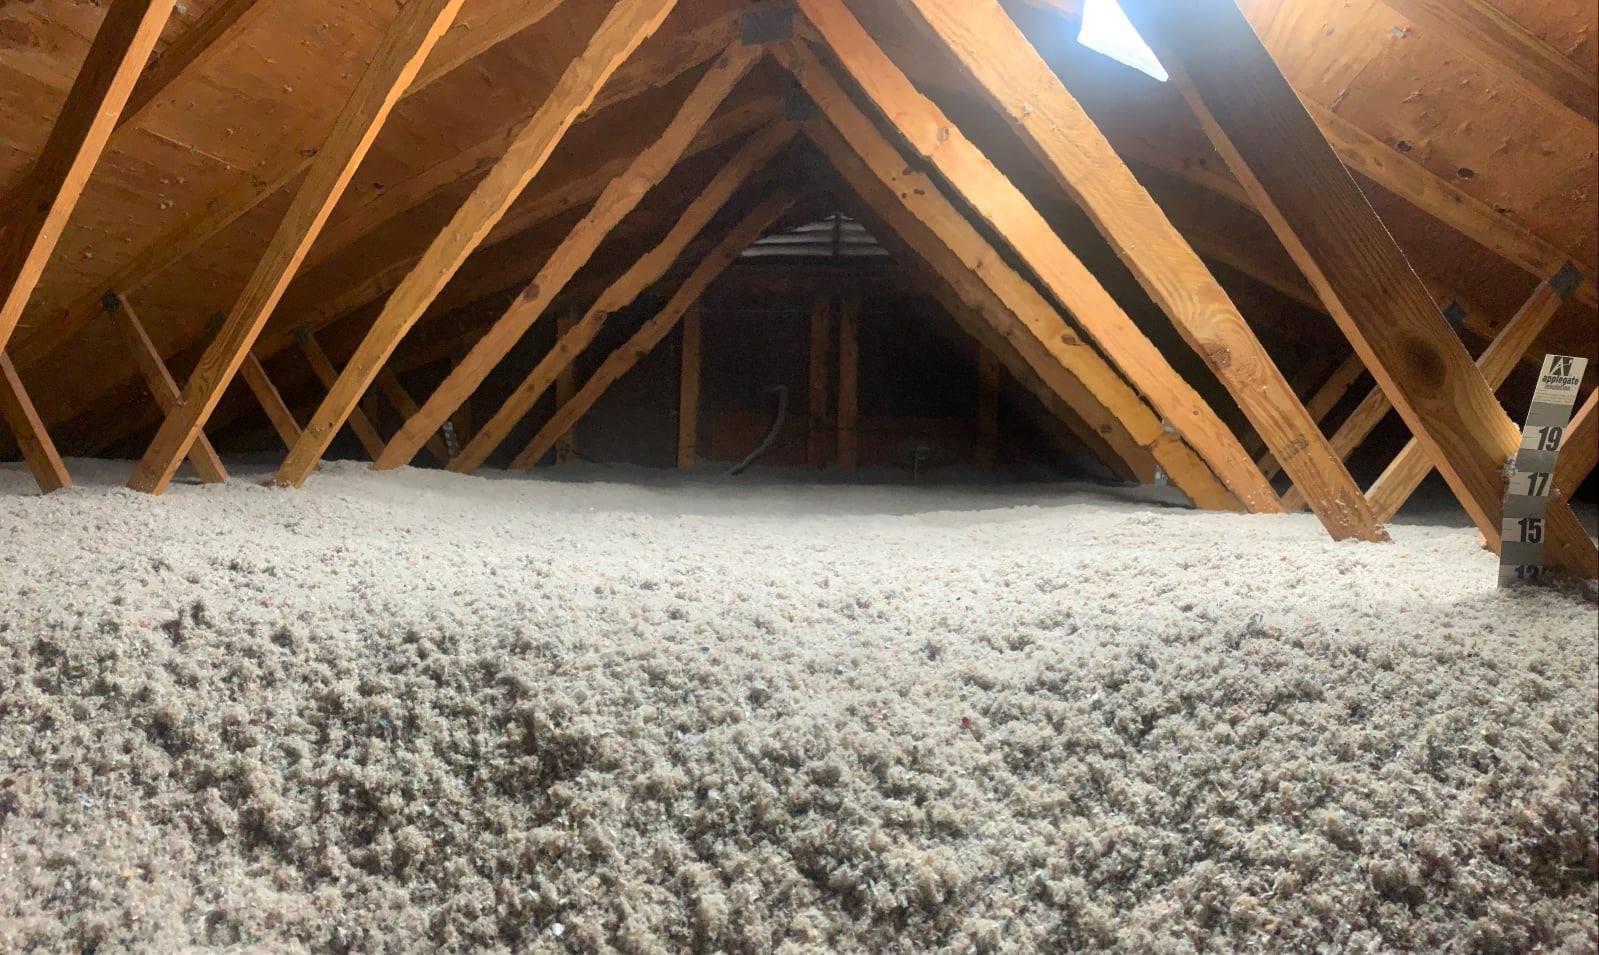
(5, 0, 1592, 581)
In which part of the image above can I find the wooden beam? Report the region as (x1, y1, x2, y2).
(1301, 99, 1597, 308)
(239, 353, 303, 450)
(836, 292, 860, 471)
(778, 35, 1280, 514)
(1380, 0, 1597, 127)
(1553, 391, 1596, 506)
(1121, 0, 1596, 578)
(555, 310, 581, 465)
(0, 0, 178, 355)
(275, 0, 682, 488)
(373, 40, 761, 471)
(807, 291, 833, 468)
(9, 0, 576, 374)
(107, 294, 228, 484)
(976, 346, 1001, 469)
(374, 369, 452, 466)
(0, 354, 71, 493)
(447, 124, 798, 474)
(808, 123, 1234, 507)
(1258, 351, 1366, 480)
(509, 189, 802, 470)
(295, 330, 387, 461)
(875, 0, 1380, 539)
(1364, 277, 1575, 521)
(777, 42, 1247, 515)
(677, 302, 702, 469)
(125, 0, 470, 494)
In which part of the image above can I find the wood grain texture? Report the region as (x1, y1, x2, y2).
(127, 0, 469, 494)
(885, 0, 1384, 535)
(276, 0, 682, 488)
(676, 302, 702, 469)
(555, 310, 580, 465)
(446, 124, 797, 474)
(1553, 390, 1596, 505)
(372, 40, 759, 471)
(509, 189, 802, 471)
(780, 29, 1282, 514)
(1122, 0, 1596, 578)
(1364, 279, 1571, 521)
(110, 295, 227, 484)
(1380, 0, 1597, 126)
(0, 0, 178, 354)
(0, 353, 71, 493)
(1258, 351, 1366, 480)
(297, 333, 387, 461)
(808, 123, 1237, 508)
(374, 369, 451, 466)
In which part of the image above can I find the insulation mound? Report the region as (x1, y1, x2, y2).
(1, 461, 1595, 954)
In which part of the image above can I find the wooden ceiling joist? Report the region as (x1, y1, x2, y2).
(508, 187, 804, 470)
(872, 0, 1382, 540)
(273, 0, 683, 488)
(1121, 0, 1597, 579)
(0, 0, 178, 356)
(124, 0, 471, 495)
(777, 40, 1265, 511)
(1379, 0, 1597, 127)
(1363, 275, 1577, 522)
(107, 294, 228, 484)
(0, 354, 71, 493)
(806, 122, 1237, 510)
(373, 40, 763, 472)
(445, 123, 798, 474)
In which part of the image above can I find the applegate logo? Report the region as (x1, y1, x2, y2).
(1542, 356, 1581, 387)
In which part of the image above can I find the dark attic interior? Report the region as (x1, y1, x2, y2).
(1, 0, 1596, 951)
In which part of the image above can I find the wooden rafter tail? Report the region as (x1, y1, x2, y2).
(295, 330, 387, 461)
(0, 353, 71, 493)
(789, 55, 1247, 508)
(868, 0, 1385, 538)
(105, 294, 227, 484)
(807, 123, 1237, 509)
(509, 187, 804, 471)
(1553, 391, 1596, 505)
(806, 291, 834, 468)
(1119, 0, 1597, 579)
(374, 369, 452, 466)
(275, 0, 684, 489)
(1364, 272, 1580, 522)
(0, 0, 178, 355)
(776, 35, 1281, 515)
(239, 353, 303, 450)
(836, 292, 860, 471)
(1258, 351, 1366, 480)
(124, 0, 472, 495)
(676, 302, 702, 469)
(446, 122, 799, 474)
(1381, 0, 1596, 128)
(373, 38, 763, 473)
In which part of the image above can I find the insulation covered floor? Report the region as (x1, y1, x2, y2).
(1, 461, 1595, 953)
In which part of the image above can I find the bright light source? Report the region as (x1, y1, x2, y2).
(1077, 0, 1168, 82)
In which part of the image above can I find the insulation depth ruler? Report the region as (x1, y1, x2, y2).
(1499, 354, 1588, 587)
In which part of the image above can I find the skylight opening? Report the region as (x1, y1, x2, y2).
(1076, 0, 1168, 82)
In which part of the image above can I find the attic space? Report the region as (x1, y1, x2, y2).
(2, 0, 1597, 951)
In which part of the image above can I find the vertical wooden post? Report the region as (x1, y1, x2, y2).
(676, 302, 702, 468)
(554, 310, 580, 465)
(836, 292, 860, 471)
(0, 353, 71, 492)
(807, 291, 833, 467)
(976, 346, 1001, 469)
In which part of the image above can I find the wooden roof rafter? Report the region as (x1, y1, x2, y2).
(273, 0, 687, 488)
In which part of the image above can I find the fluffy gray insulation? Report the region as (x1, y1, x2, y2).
(1, 460, 1595, 954)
